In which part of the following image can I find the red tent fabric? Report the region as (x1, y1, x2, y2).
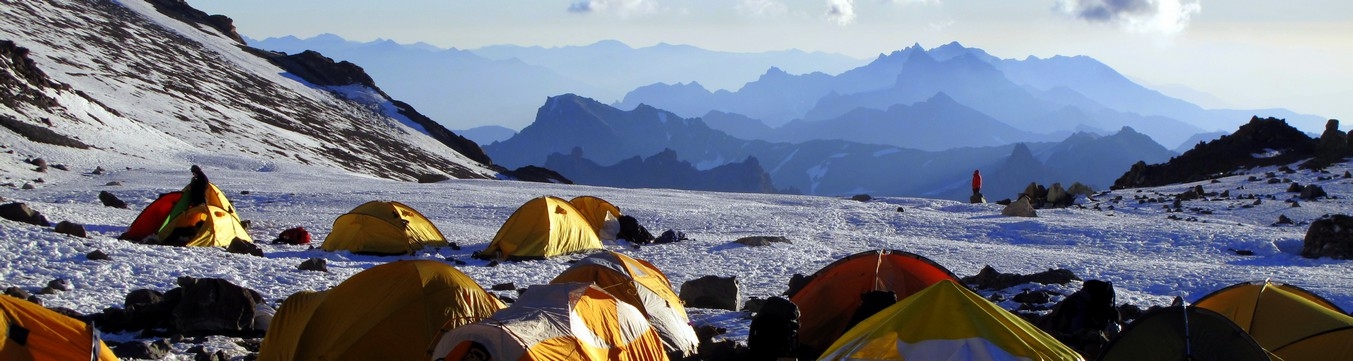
(119, 191, 182, 241)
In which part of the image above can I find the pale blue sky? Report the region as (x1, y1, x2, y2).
(190, 0, 1352, 124)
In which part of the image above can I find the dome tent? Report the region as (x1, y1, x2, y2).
(1194, 281, 1353, 361)
(0, 295, 119, 361)
(478, 196, 603, 260)
(322, 200, 448, 255)
(550, 250, 699, 357)
(258, 260, 502, 361)
(1098, 305, 1270, 361)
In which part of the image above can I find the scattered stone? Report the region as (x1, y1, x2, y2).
(1228, 248, 1256, 256)
(27, 157, 46, 168)
(54, 221, 87, 237)
(850, 194, 871, 202)
(239, 190, 250, 195)
(896, 207, 904, 212)
(1275, 214, 1294, 226)
(226, 238, 264, 257)
(47, 278, 72, 291)
(1012, 289, 1053, 304)
(970, 193, 986, 204)
(192, 348, 228, 361)
(297, 258, 327, 272)
(87, 249, 110, 261)
(93, 166, 106, 175)
(961, 265, 1079, 290)
(1300, 184, 1327, 200)
(1302, 214, 1353, 259)
(21, 182, 34, 189)
(0, 202, 50, 226)
(4, 286, 31, 299)
(1001, 196, 1037, 217)
(105, 181, 122, 186)
(1345, 171, 1352, 178)
(741, 297, 767, 313)
(1287, 182, 1305, 193)
(111, 339, 172, 360)
(680, 275, 741, 311)
(1290, 201, 1301, 208)
(417, 173, 451, 183)
(734, 236, 791, 247)
(52, 164, 68, 171)
(100, 191, 129, 208)
(491, 282, 516, 291)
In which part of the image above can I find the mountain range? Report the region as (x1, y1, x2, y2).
(486, 94, 1176, 200)
(248, 35, 865, 131)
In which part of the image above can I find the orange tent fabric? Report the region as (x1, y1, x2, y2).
(788, 249, 961, 353)
(0, 295, 118, 361)
(1194, 281, 1353, 361)
(550, 251, 699, 357)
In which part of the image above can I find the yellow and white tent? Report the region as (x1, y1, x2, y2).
(1, 295, 119, 361)
(550, 251, 699, 357)
(480, 196, 603, 260)
(257, 260, 503, 361)
(1194, 281, 1353, 361)
(430, 282, 669, 361)
(322, 201, 448, 255)
(818, 280, 1083, 361)
(568, 196, 621, 239)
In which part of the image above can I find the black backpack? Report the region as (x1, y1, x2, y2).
(616, 215, 654, 244)
(747, 296, 799, 360)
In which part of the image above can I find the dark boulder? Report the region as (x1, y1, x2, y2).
(416, 173, 450, 183)
(734, 236, 791, 247)
(680, 275, 740, 311)
(1300, 184, 1327, 200)
(297, 258, 327, 272)
(962, 265, 1080, 290)
(1302, 214, 1353, 259)
(111, 339, 173, 360)
(171, 278, 270, 336)
(53, 221, 87, 237)
(226, 238, 263, 257)
(0, 202, 50, 226)
(850, 194, 871, 202)
(99, 191, 128, 209)
(1113, 117, 1315, 189)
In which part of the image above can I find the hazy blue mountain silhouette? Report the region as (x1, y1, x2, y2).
(544, 148, 780, 194)
(457, 125, 517, 146)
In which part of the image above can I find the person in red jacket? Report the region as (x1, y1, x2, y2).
(971, 170, 982, 195)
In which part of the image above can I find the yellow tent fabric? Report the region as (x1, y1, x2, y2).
(568, 196, 621, 235)
(257, 260, 503, 361)
(322, 201, 449, 255)
(0, 295, 119, 361)
(430, 282, 669, 361)
(818, 280, 1083, 361)
(482, 196, 603, 260)
(1195, 281, 1353, 361)
(551, 251, 699, 357)
(156, 204, 253, 247)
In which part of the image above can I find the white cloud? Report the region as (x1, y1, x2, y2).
(1055, 0, 1202, 36)
(567, 0, 659, 17)
(826, 0, 856, 26)
(738, 0, 789, 18)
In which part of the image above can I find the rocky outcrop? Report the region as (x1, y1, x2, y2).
(1304, 119, 1350, 169)
(1302, 214, 1353, 259)
(146, 0, 245, 45)
(1113, 117, 1315, 189)
(545, 148, 780, 194)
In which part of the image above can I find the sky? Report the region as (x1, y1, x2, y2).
(189, 0, 1353, 121)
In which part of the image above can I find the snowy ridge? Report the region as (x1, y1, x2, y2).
(0, 0, 497, 184)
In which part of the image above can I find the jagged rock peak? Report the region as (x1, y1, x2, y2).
(146, 0, 245, 45)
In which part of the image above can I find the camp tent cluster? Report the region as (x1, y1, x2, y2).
(122, 181, 252, 248)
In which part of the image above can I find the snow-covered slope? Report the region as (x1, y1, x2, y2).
(1, 154, 1350, 358)
(0, 0, 497, 185)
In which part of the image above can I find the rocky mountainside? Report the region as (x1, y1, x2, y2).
(544, 148, 780, 194)
(0, 0, 498, 182)
(1114, 117, 1349, 189)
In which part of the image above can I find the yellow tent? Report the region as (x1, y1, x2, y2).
(257, 260, 503, 361)
(550, 251, 699, 357)
(156, 203, 253, 247)
(1195, 281, 1353, 361)
(0, 295, 119, 361)
(480, 196, 603, 260)
(429, 282, 669, 361)
(818, 280, 1083, 361)
(568, 196, 621, 239)
(322, 201, 448, 255)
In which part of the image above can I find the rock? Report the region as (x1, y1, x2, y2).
(734, 236, 791, 247)
(491, 282, 516, 291)
(1012, 290, 1053, 304)
(1275, 214, 1294, 226)
(0, 202, 50, 226)
(99, 191, 129, 208)
(53, 221, 87, 237)
(679, 275, 741, 311)
(192, 348, 228, 361)
(52, 164, 68, 171)
(112, 339, 173, 360)
(1046, 183, 1070, 207)
(417, 173, 451, 183)
(86, 249, 110, 260)
(1300, 184, 1327, 200)
(896, 207, 905, 212)
(93, 166, 106, 175)
(226, 238, 264, 257)
(1001, 196, 1037, 217)
(105, 181, 122, 186)
(969, 193, 986, 204)
(850, 194, 871, 202)
(20, 182, 34, 189)
(1287, 182, 1305, 193)
(171, 278, 269, 336)
(47, 278, 72, 291)
(297, 258, 327, 272)
(4, 286, 31, 299)
(1302, 214, 1353, 259)
(961, 265, 1080, 290)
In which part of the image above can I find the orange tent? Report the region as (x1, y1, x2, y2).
(788, 249, 961, 353)
(120, 192, 182, 241)
(0, 295, 118, 361)
(1194, 281, 1353, 361)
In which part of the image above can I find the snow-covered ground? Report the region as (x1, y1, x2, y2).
(1, 157, 1351, 359)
